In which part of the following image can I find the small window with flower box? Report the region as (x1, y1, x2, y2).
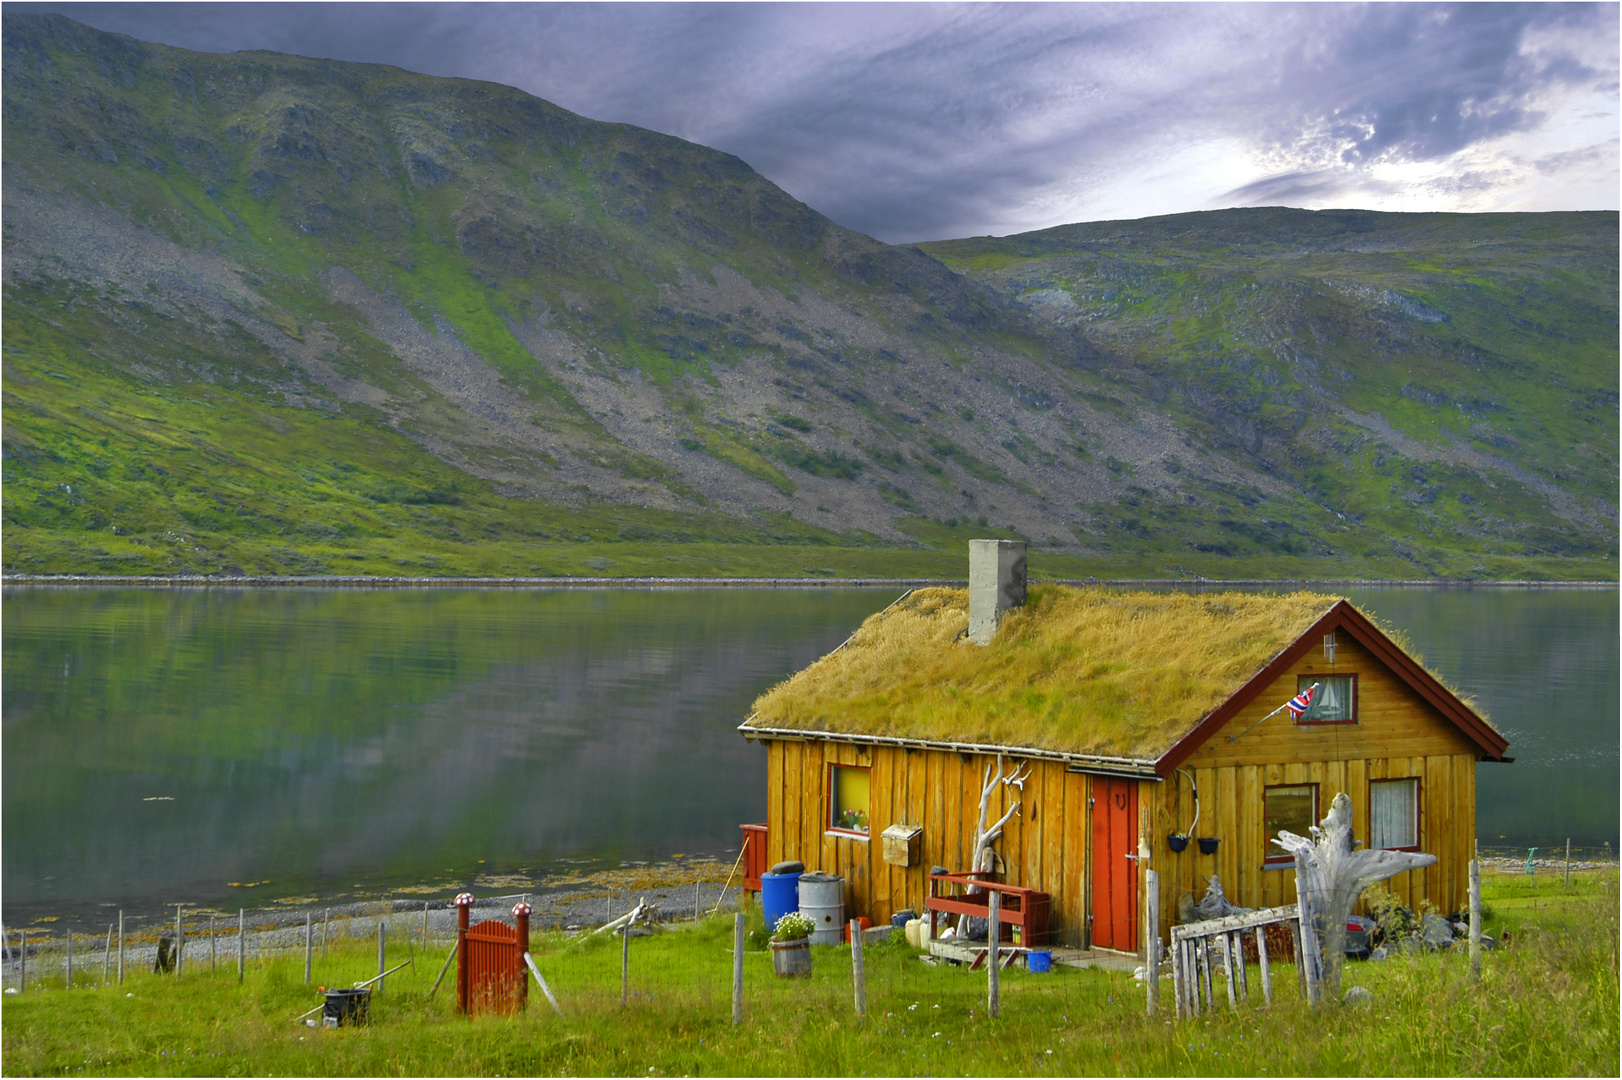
(828, 765, 870, 838)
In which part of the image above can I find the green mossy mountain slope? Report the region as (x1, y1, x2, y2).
(3, 15, 1615, 579)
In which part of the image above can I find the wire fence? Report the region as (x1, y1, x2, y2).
(1477, 844, 1618, 868)
(0, 884, 748, 995)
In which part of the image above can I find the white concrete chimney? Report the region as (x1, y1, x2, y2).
(967, 539, 1027, 645)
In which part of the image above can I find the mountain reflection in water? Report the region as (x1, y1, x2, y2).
(2, 583, 1614, 933)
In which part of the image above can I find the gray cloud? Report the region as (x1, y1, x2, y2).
(9, 3, 1617, 240)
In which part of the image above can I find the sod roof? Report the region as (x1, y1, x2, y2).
(746, 586, 1351, 760)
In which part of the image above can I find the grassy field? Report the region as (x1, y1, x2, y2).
(2, 868, 1615, 1076)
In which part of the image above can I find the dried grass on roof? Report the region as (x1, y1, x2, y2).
(747, 586, 1343, 759)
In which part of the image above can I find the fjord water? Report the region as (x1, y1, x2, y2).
(2, 585, 1615, 933)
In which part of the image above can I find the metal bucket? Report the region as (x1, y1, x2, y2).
(760, 871, 802, 935)
(797, 872, 845, 946)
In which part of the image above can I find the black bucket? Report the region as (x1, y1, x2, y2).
(322, 988, 372, 1027)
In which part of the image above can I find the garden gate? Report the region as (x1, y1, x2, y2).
(454, 894, 531, 1016)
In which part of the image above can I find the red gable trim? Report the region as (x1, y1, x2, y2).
(1155, 599, 1509, 776)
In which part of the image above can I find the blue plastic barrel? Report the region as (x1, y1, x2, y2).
(761, 871, 802, 933)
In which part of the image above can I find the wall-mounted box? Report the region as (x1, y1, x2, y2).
(881, 823, 923, 867)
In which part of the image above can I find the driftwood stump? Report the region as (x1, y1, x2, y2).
(955, 754, 1030, 936)
(153, 937, 175, 974)
(1272, 792, 1436, 1002)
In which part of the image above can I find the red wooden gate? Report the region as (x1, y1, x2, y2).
(454, 894, 530, 1016)
(1090, 777, 1139, 952)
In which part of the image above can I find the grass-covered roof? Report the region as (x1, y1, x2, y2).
(746, 586, 1345, 760)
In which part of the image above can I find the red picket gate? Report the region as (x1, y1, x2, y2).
(454, 894, 530, 1017)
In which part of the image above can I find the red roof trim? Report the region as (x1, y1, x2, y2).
(1154, 599, 1508, 776)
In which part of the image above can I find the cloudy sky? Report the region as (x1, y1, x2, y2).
(14, 2, 1619, 242)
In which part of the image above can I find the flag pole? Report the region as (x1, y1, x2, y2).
(1228, 683, 1320, 743)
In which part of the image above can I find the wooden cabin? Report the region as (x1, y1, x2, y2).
(739, 542, 1509, 956)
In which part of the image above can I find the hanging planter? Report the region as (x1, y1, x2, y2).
(1167, 834, 1190, 852)
(1198, 837, 1220, 855)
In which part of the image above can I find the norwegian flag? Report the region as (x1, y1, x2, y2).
(1285, 682, 1320, 718)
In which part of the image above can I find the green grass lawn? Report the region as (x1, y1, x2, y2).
(2, 869, 1615, 1076)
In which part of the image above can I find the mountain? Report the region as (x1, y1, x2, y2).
(920, 210, 1619, 573)
(3, 15, 1615, 580)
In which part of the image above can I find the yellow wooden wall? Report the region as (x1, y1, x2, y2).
(1142, 633, 1481, 942)
(761, 634, 1485, 954)
(763, 739, 1096, 947)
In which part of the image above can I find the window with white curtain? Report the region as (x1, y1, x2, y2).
(1371, 778, 1419, 849)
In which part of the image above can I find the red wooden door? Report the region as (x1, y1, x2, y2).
(1090, 777, 1138, 951)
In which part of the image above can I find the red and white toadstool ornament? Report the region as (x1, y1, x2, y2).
(453, 892, 475, 908)
(512, 902, 533, 917)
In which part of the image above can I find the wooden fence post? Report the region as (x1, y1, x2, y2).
(850, 919, 867, 1017)
(1256, 925, 1273, 1005)
(1292, 884, 1319, 1008)
(237, 909, 245, 983)
(210, 915, 217, 973)
(1469, 857, 1482, 982)
(987, 888, 1000, 1018)
(731, 913, 744, 1026)
(19, 931, 25, 994)
(1565, 838, 1572, 888)
(103, 924, 113, 985)
(377, 922, 387, 993)
(620, 910, 632, 1006)
(456, 897, 471, 1015)
(305, 912, 313, 985)
(1145, 870, 1159, 1016)
(118, 912, 125, 985)
(175, 905, 184, 979)
(66, 930, 73, 989)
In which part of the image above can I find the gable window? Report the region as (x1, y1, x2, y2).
(1295, 675, 1356, 724)
(1371, 778, 1420, 850)
(829, 765, 870, 837)
(1264, 783, 1317, 864)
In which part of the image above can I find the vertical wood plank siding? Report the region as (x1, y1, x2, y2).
(1144, 634, 1481, 941)
(763, 743, 1093, 946)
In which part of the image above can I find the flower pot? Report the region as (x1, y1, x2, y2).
(1167, 834, 1190, 852)
(770, 936, 812, 977)
(1197, 837, 1220, 855)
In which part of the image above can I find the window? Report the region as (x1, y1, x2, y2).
(1295, 674, 1356, 724)
(829, 765, 870, 836)
(1264, 784, 1317, 863)
(1371, 778, 1419, 849)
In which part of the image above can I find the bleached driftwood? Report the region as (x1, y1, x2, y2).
(591, 899, 654, 937)
(1272, 791, 1436, 1003)
(1193, 874, 1252, 921)
(1169, 904, 1300, 1017)
(956, 755, 1031, 936)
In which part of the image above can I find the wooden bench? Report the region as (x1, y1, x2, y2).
(925, 871, 1050, 947)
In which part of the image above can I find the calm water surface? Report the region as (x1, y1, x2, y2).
(2, 584, 1614, 933)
